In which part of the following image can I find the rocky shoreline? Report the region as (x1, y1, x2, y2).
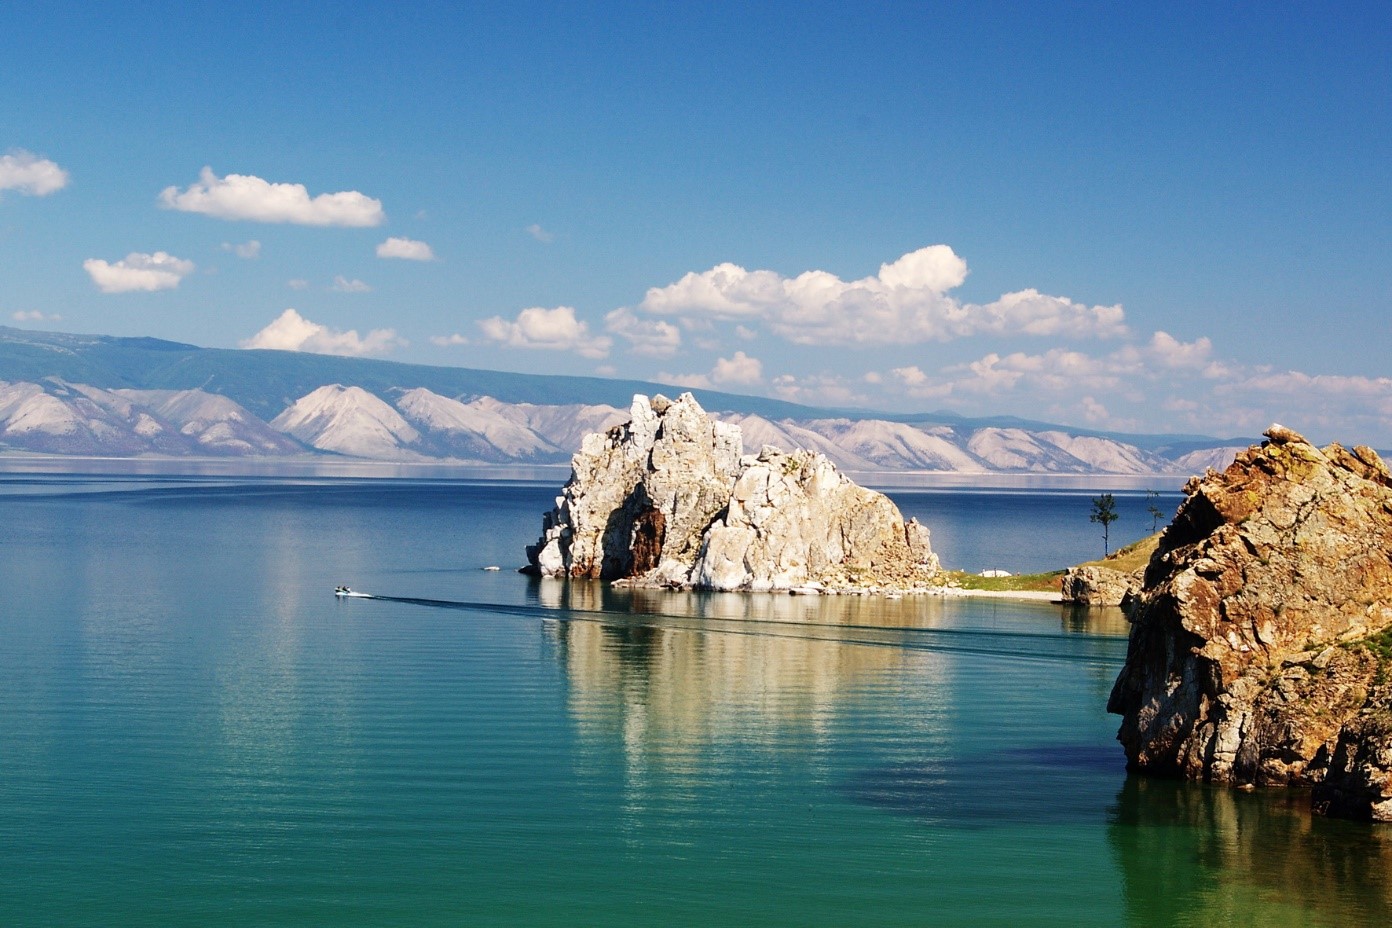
(524, 401, 1392, 822)
(1108, 425, 1392, 821)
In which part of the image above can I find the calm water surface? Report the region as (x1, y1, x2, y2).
(2, 476, 1390, 926)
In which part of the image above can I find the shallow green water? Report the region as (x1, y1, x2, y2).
(2, 477, 1389, 926)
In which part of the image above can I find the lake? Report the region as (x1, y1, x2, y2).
(2, 474, 1390, 926)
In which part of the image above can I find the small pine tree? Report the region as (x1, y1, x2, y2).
(1146, 489, 1165, 533)
(1090, 493, 1119, 557)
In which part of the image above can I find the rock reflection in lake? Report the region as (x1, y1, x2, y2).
(1110, 777, 1392, 926)
(538, 581, 956, 777)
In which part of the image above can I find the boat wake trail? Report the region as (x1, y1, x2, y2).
(354, 595, 1127, 667)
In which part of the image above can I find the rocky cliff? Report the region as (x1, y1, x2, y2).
(1108, 425, 1392, 820)
(525, 393, 941, 593)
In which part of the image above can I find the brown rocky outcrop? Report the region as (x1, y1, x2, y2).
(524, 393, 941, 593)
(1060, 565, 1140, 606)
(1108, 425, 1392, 819)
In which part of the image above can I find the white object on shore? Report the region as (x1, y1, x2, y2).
(980, 569, 1012, 578)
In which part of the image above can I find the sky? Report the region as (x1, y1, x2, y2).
(1, 1, 1389, 442)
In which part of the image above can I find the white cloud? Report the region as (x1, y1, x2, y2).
(430, 333, 469, 346)
(287, 279, 309, 290)
(159, 167, 384, 227)
(857, 325, 1392, 443)
(1079, 395, 1110, 423)
(376, 236, 435, 261)
(11, 310, 61, 322)
(1222, 371, 1392, 400)
(526, 223, 555, 244)
(83, 251, 195, 293)
(657, 370, 712, 389)
(657, 352, 763, 391)
(0, 150, 69, 197)
(240, 308, 405, 356)
(633, 245, 1127, 347)
(711, 351, 763, 385)
(604, 307, 682, 357)
(478, 306, 612, 359)
(221, 239, 261, 259)
(891, 366, 929, 387)
(769, 373, 869, 407)
(331, 275, 372, 293)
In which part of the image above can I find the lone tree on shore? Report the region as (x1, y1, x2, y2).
(1146, 489, 1165, 533)
(1091, 493, 1119, 557)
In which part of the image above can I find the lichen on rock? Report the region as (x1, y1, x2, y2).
(1108, 424, 1392, 820)
(524, 393, 941, 593)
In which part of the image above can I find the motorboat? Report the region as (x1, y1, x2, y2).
(334, 586, 372, 598)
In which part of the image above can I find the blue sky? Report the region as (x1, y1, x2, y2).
(2, 1, 1389, 441)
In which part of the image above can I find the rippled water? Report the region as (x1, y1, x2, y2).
(2, 476, 1390, 926)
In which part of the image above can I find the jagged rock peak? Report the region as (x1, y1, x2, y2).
(1108, 424, 1392, 820)
(527, 393, 743, 584)
(524, 393, 941, 593)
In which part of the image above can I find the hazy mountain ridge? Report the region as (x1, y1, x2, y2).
(0, 325, 1263, 473)
(0, 377, 1242, 475)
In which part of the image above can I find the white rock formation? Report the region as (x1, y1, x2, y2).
(526, 393, 941, 593)
(691, 445, 940, 591)
(527, 392, 742, 582)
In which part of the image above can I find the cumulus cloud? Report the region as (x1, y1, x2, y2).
(159, 167, 384, 226)
(376, 236, 435, 261)
(1079, 395, 1110, 423)
(526, 223, 555, 243)
(222, 239, 261, 259)
(478, 306, 612, 359)
(430, 333, 469, 346)
(83, 251, 195, 293)
(604, 307, 681, 357)
(633, 245, 1127, 346)
(887, 330, 1223, 407)
(330, 275, 372, 293)
(240, 308, 404, 356)
(770, 372, 870, 407)
(11, 310, 61, 322)
(862, 323, 1392, 439)
(0, 150, 69, 197)
(659, 351, 765, 389)
(1221, 371, 1392, 400)
(656, 370, 712, 389)
(711, 351, 763, 385)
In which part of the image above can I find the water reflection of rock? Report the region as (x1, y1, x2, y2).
(1110, 777, 1392, 926)
(538, 581, 953, 772)
(1060, 604, 1129, 638)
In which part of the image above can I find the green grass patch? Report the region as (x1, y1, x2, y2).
(1351, 626, 1392, 664)
(946, 570, 1064, 592)
(1075, 532, 1161, 574)
(944, 530, 1161, 594)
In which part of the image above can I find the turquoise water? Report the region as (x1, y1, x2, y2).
(2, 476, 1390, 926)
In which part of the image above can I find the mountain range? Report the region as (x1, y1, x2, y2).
(0, 325, 1253, 475)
